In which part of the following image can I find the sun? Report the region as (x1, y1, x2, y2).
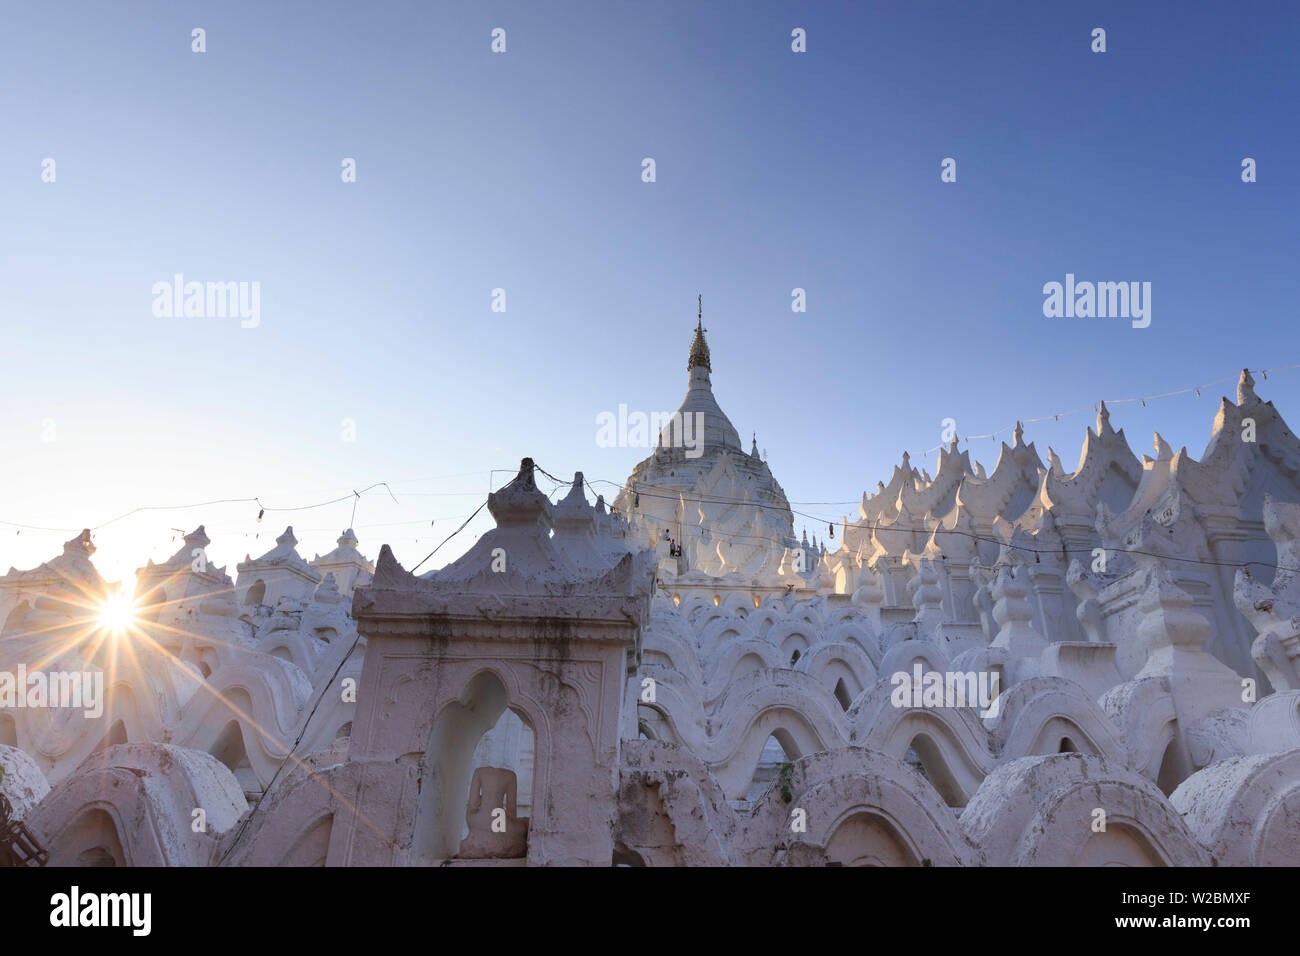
(97, 590, 137, 635)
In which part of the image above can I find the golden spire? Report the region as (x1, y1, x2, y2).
(688, 295, 711, 372)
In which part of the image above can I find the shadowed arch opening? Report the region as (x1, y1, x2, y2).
(904, 733, 965, 807)
(77, 847, 117, 866)
(211, 720, 257, 796)
(825, 811, 921, 866)
(283, 812, 334, 866)
(742, 729, 801, 806)
(468, 706, 535, 822)
(728, 653, 768, 684)
(637, 704, 673, 744)
(1, 601, 31, 637)
(780, 634, 810, 665)
(57, 808, 126, 867)
(1156, 739, 1191, 796)
(612, 843, 647, 867)
(1079, 821, 1166, 866)
(413, 670, 534, 863)
(243, 580, 266, 607)
(833, 678, 852, 711)
(91, 720, 128, 754)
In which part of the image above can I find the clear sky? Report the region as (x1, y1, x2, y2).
(2, 1, 1297, 586)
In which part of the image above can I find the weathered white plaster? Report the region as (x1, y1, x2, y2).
(6, 326, 1300, 866)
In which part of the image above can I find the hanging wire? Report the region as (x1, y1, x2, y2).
(915, 363, 1299, 456)
(408, 473, 523, 574)
(576, 474, 1300, 576)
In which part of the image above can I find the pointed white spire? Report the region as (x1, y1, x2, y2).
(1097, 400, 1113, 435)
(1238, 368, 1258, 405)
(1047, 447, 1064, 476)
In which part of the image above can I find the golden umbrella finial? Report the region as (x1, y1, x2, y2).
(687, 295, 711, 372)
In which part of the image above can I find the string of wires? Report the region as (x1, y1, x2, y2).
(563, 474, 1300, 577)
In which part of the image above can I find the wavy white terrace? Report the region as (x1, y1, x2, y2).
(3, 321, 1300, 866)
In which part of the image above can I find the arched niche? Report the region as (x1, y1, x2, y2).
(55, 806, 127, 867)
(742, 729, 801, 806)
(1156, 739, 1192, 796)
(243, 580, 266, 607)
(833, 678, 852, 711)
(904, 733, 965, 808)
(210, 719, 257, 795)
(825, 811, 921, 867)
(1, 601, 31, 637)
(1077, 822, 1166, 867)
(469, 707, 535, 820)
(413, 670, 537, 863)
(283, 813, 334, 867)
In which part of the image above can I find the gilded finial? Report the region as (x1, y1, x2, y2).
(687, 295, 711, 372)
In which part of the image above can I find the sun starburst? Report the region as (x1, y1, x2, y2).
(96, 590, 137, 635)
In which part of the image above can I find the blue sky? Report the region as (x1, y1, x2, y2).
(1, 0, 1297, 584)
